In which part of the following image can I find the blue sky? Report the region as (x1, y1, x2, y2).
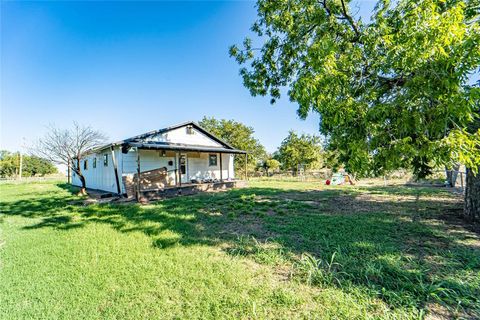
(0, 1, 377, 153)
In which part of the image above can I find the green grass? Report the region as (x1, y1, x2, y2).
(1, 180, 479, 319)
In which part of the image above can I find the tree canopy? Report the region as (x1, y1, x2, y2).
(198, 117, 267, 173)
(263, 158, 281, 174)
(275, 131, 323, 172)
(230, 0, 480, 178)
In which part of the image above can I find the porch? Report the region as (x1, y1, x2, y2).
(118, 141, 248, 200)
(139, 180, 248, 200)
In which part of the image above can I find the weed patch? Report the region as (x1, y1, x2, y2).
(227, 235, 289, 266)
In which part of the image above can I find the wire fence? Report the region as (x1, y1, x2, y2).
(1, 170, 467, 193)
(0, 174, 67, 184)
(444, 169, 467, 191)
(248, 169, 467, 192)
(248, 170, 332, 181)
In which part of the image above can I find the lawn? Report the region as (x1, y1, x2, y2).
(1, 180, 479, 319)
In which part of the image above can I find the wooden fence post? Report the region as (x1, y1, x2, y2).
(460, 172, 464, 191)
(244, 153, 248, 181)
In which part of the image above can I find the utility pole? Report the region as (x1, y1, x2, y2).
(18, 137, 26, 180)
(18, 152, 23, 180)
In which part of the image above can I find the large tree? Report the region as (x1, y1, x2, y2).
(230, 0, 480, 220)
(263, 158, 281, 175)
(275, 131, 323, 173)
(33, 123, 107, 195)
(198, 117, 267, 174)
(23, 156, 57, 177)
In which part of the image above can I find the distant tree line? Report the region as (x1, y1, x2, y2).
(273, 131, 323, 173)
(198, 117, 325, 175)
(198, 117, 268, 174)
(0, 150, 57, 178)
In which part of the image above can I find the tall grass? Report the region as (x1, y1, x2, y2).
(293, 252, 345, 287)
(227, 235, 288, 266)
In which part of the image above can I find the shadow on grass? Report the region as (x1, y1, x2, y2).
(56, 182, 81, 195)
(1, 182, 479, 316)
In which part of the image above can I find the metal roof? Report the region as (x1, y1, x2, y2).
(128, 142, 246, 154)
(122, 121, 235, 149)
(88, 121, 246, 154)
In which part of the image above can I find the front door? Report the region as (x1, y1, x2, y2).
(179, 154, 188, 183)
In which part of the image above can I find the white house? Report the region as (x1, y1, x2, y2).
(72, 121, 247, 195)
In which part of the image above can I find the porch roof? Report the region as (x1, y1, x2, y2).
(127, 142, 247, 154)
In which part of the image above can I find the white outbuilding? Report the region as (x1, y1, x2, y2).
(72, 121, 247, 197)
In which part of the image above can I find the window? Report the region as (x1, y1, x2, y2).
(103, 154, 108, 166)
(84, 159, 88, 170)
(179, 155, 186, 174)
(93, 158, 97, 168)
(186, 125, 194, 135)
(209, 154, 217, 166)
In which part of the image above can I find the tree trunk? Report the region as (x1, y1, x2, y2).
(78, 174, 87, 195)
(464, 168, 480, 221)
(75, 158, 87, 195)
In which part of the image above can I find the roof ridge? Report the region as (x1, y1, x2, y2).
(87, 120, 236, 154)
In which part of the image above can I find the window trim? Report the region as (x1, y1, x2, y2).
(93, 157, 97, 169)
(179, 155, 187, 174)
(208, 154, 218, 167)
(103, 154, 108, 167)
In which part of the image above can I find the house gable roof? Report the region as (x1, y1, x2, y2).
(90, 121, 245, 154)
(123, 121, 235, 149)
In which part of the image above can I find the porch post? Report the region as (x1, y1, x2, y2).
(136, 150, 141, 201)
(175, 152, 179, 187)
(111, 146, 122, 195)
(179, 153, 182, 187)
(219, 153, 223, 181)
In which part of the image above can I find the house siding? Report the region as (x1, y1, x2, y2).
(72, 123, 239, 193)
(72, 147, 122, 193)
(187, 153, 233, 181)
(122, 149, 177, 192)
(144, 126, 222, 147)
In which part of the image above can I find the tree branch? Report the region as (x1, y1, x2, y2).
(339, 0, 361, 40)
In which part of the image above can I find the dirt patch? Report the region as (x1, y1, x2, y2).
(266, 209, 277, 216)
(426, 303, 454, 320)
(315, 192, 464, 217)
(425, 302, 478, 320)
(212, 215, 274, 241)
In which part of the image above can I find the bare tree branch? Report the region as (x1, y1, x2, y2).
(31, 123, 107, 194)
